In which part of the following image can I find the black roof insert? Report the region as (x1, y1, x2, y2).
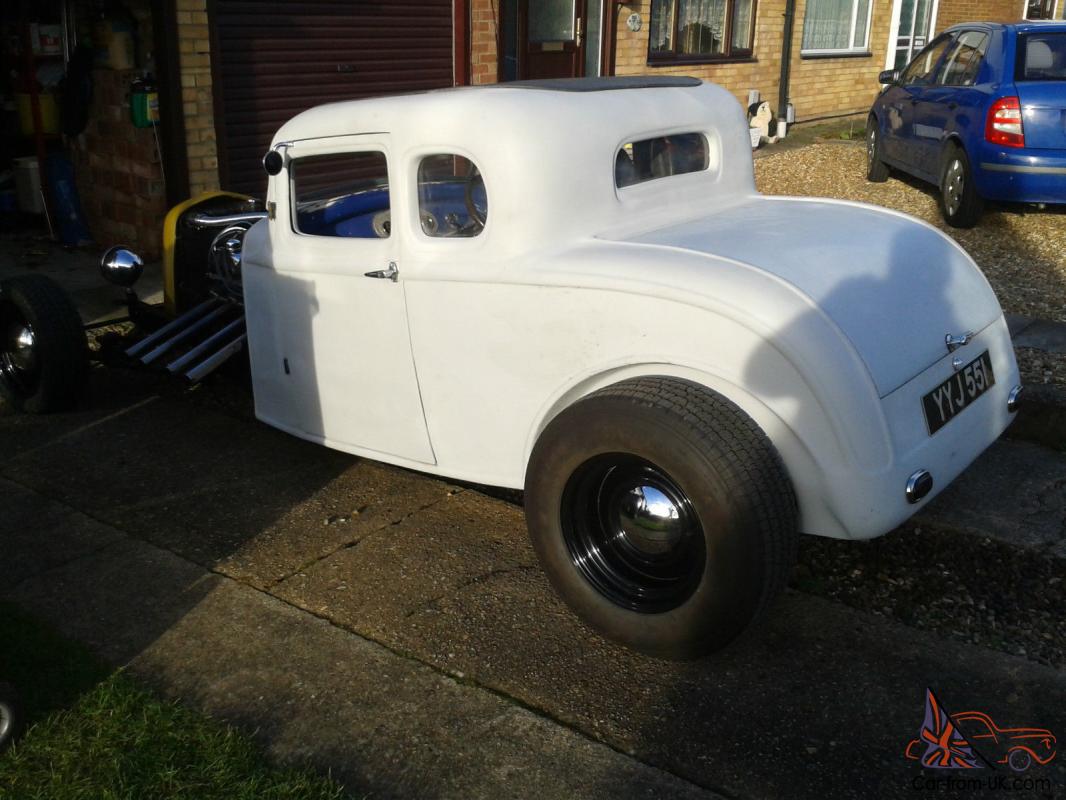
(493, 76, 702, 92)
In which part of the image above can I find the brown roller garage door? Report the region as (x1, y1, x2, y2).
(210, 0, 455, 196)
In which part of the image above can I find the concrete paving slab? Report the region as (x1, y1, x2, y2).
(2, 534, 719, 800)
(0, 477, 125, 585)
(918, 439, 1066, 558)
(0, 368, 165, 458)
(215, 461, 463, 589)
(2, 395, 355, 566)
(273, 490, 536, 638)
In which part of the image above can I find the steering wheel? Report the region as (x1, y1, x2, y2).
(464, 167, 487, 229)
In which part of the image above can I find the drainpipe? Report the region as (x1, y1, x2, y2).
(778, 0, 797, 126)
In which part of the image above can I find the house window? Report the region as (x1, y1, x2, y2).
(648, 0, 756, 63)
(801, 0, 873, 54)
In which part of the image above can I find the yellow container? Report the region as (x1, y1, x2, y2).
(16, 92, 60, 136)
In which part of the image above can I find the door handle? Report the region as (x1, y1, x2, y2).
(364, 261, 398, 282)
(948, 102, 958, 110)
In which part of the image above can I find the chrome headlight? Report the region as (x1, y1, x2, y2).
(99, 246, 144, 288)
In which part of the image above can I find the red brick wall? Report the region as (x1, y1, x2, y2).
(70, 68, 167, 259)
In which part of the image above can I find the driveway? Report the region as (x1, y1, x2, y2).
(2, 364, 1064, 799)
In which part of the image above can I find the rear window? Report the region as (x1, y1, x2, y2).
(1016, 33, 1066, 82)
(615, 133, 709, 189)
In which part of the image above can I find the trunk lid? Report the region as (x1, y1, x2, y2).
(627, 198, 1002, 397)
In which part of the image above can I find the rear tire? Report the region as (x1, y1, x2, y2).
(939, 144, 983, 228)
(524, 377, 798, 659)
(866, 118, 890, 182)
(0, 274, 88, 413)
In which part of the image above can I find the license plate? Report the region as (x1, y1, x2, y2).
(922, 350, 995, 435)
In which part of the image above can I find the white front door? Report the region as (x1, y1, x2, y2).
(245, 134, 435, 465)
(885, 0, 940, 71)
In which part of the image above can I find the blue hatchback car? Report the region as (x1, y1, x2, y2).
(867, 22, 1066, 227)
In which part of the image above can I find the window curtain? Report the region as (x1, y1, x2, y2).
(801, 0, 854, 50)
(731, 0, 754, 49)
(649, 0, 675, 52)
(678, 0, 728, 54)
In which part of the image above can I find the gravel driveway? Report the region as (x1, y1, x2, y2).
(754, 141, 1066, 386)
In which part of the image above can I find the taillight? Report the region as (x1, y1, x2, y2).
(985, 96, 1025, 148)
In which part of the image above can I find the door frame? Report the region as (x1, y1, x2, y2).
(502, 0, 611, 81)
(884, 0, 942, 71)
(1021, 0, 1060, 19)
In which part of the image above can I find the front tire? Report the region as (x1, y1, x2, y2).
(0, 683, 23, 753)
(866, 118, 890, 182)
(524, 377, 798, 659)
(0, 275, 88, 413)
(939, 144, 983, 228)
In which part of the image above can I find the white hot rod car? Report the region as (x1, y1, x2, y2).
(2, 77, 1022, 658)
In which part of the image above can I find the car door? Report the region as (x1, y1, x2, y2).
(243, 134, 435, 464)
(886, 34, 956, 172)
(913, 30, 991, 179)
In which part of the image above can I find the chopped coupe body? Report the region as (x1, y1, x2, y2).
(72, 75, 1019, 657)
(244, 78, 1017, 541)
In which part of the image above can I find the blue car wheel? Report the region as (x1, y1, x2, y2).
(939, 144, 984, 228)
(866, 118, 889, 183)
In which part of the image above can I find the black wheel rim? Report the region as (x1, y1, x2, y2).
(0, 300, 40, 400)
(561, 454, 705, 613)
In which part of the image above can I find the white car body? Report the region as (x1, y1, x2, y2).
(241, 77, 1019, 542)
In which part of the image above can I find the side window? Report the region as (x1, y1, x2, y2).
(416, 154, 487, 237)
(900, 35, 953, 86)
(615, 133, 709, 189)
(937, 31, 989, 86)
(291, 151, 390, 238)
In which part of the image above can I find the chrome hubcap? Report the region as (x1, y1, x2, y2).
(944, 159, 964, 216)
(867, 129, 876, 166)
(561, 455, 705, 613)
(11, 325, 36, 371)
(618, 485, 685, 555)
(1, 312, 40, 394)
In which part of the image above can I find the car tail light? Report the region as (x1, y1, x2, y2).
(985, 97, 1025, 148)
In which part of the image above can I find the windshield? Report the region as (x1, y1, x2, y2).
(1016, 33, 1066, 82)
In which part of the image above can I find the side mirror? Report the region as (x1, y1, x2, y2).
(262, 150, 284, 176)
(878, 69, 900, 85)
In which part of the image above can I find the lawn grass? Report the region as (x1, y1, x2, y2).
(0, 602, 346, 799)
